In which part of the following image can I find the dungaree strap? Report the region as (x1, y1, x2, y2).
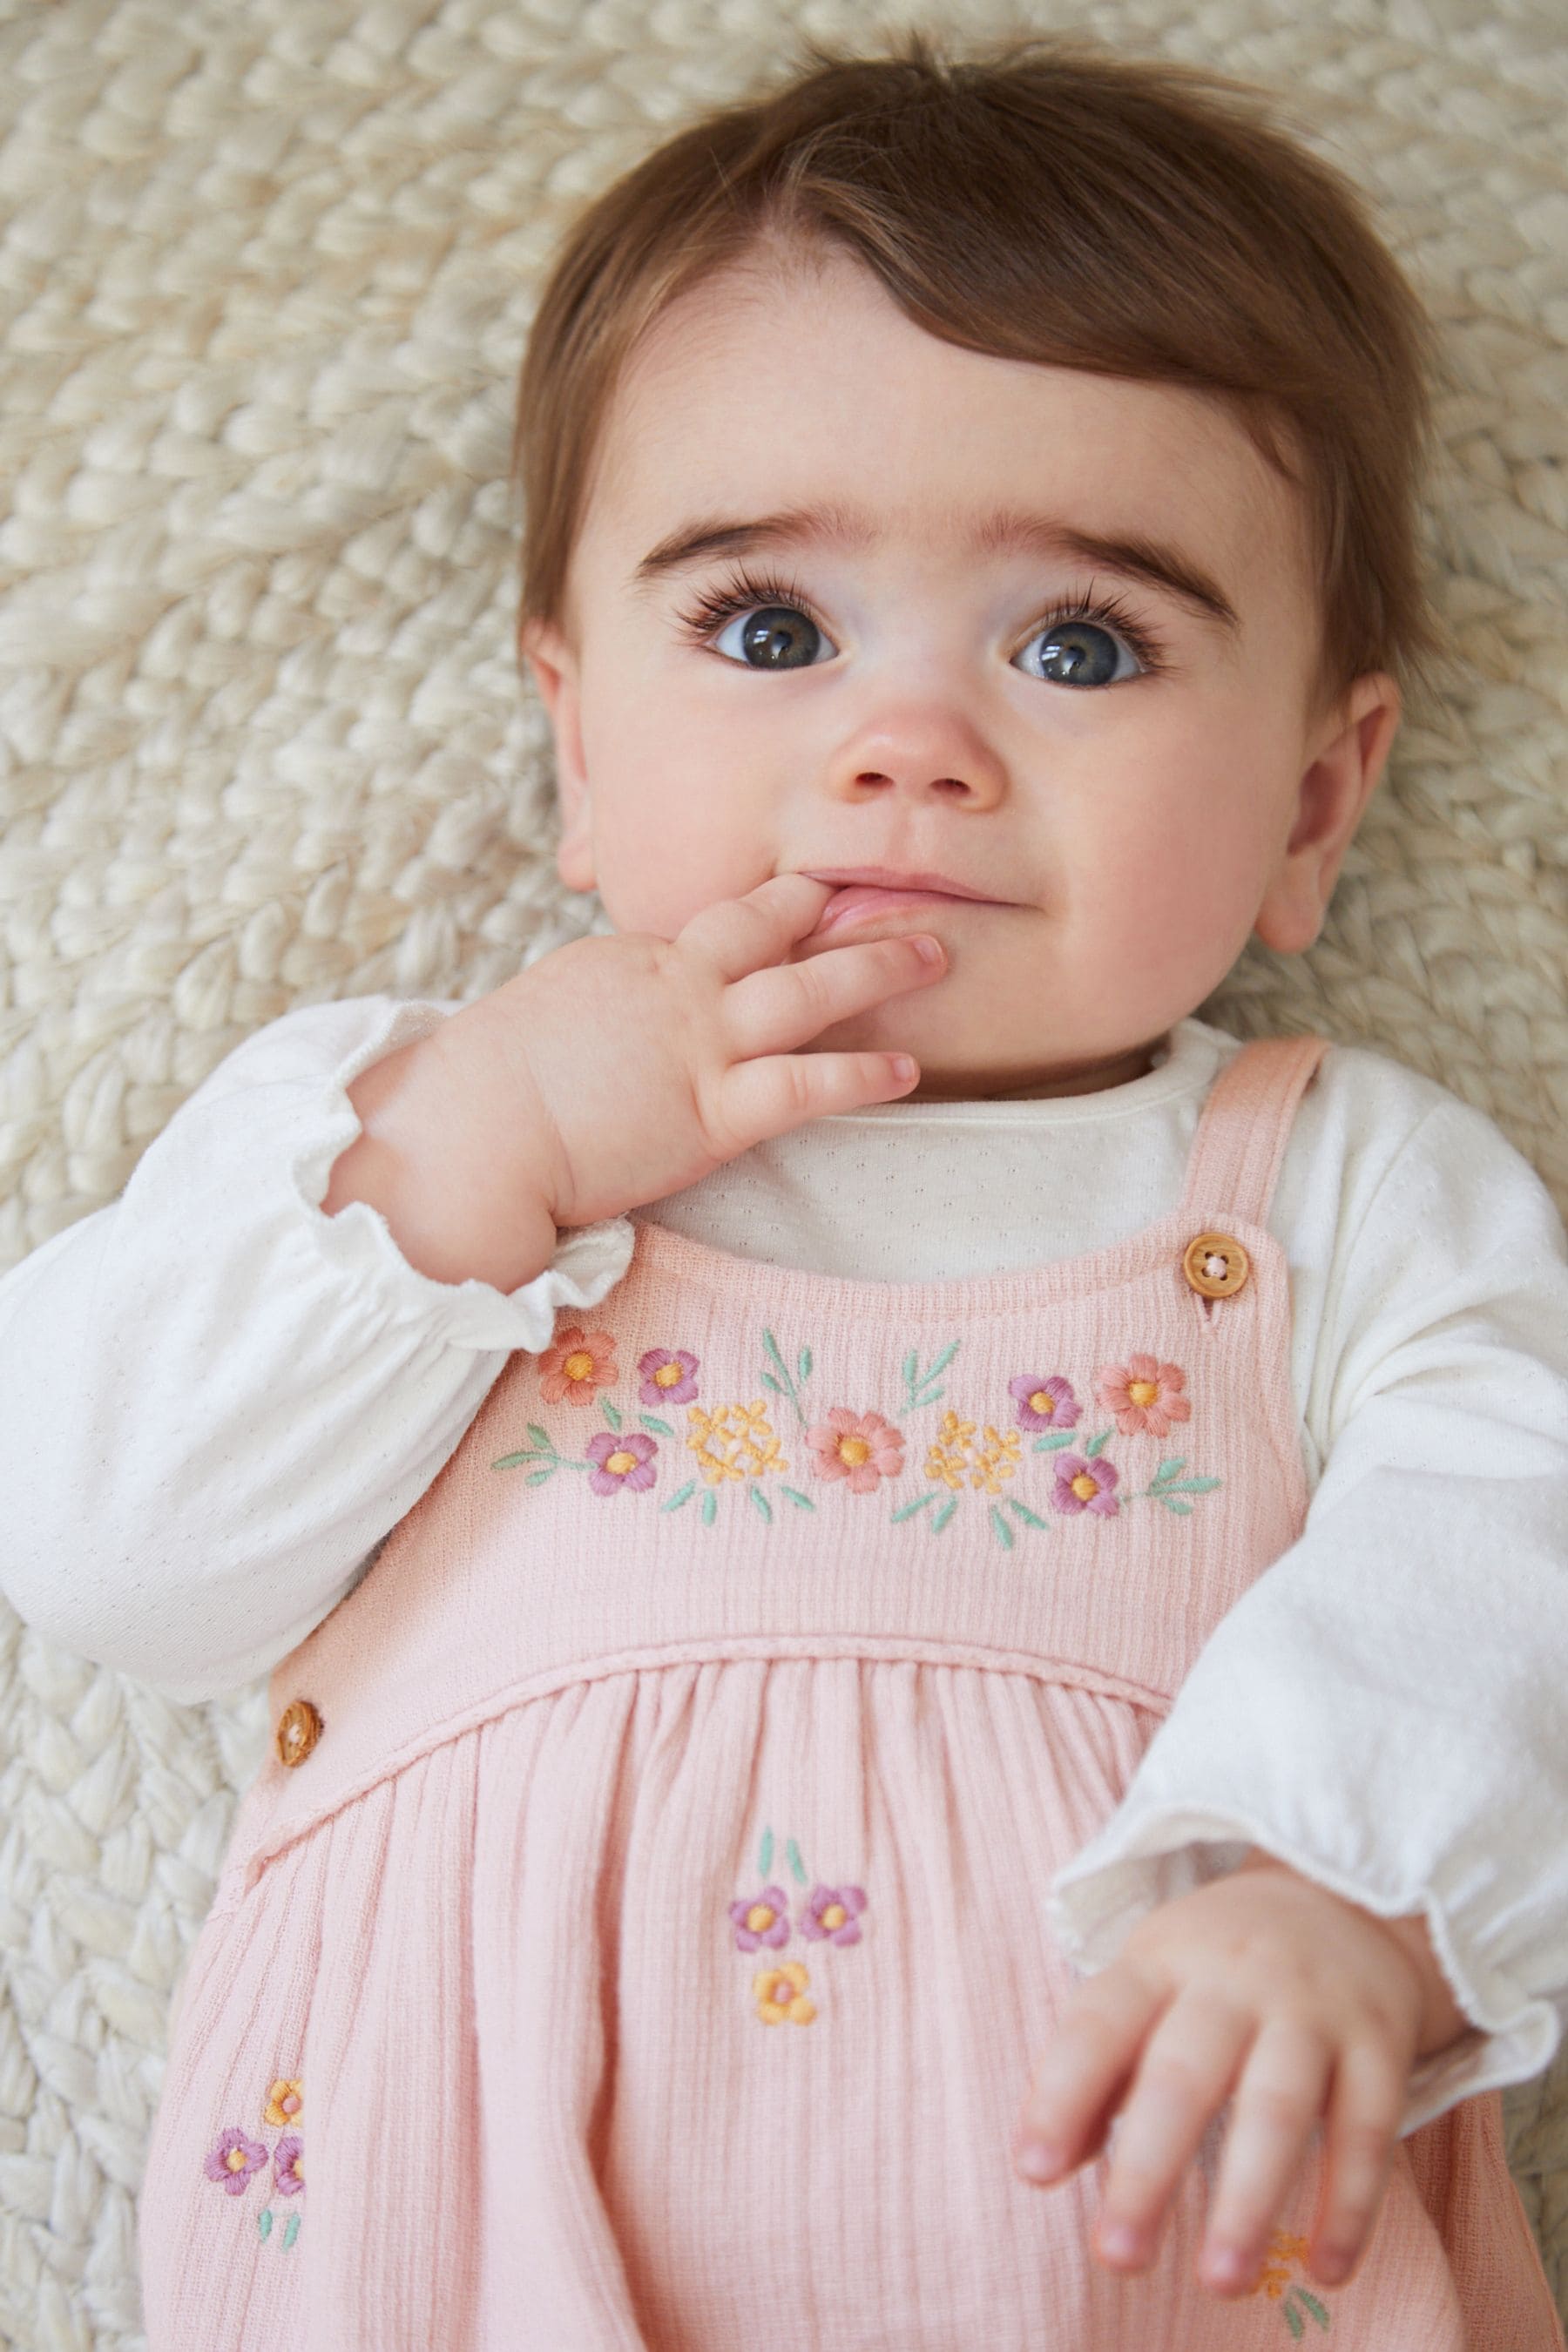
(1177, 1032, 1330, 1232)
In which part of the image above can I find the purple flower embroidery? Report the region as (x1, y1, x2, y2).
(1052, 1452, 1120, 1517)
(639, 1346, 700, 1406)
(274, 2134, 304, 2195)
(1008, 1374, 1081, 1432)
(585, 1429, 658, 1496)
(800, 1883, 868, 1945)
(205, 2127, 269, 2195)
(728, 1884, 791, 1950)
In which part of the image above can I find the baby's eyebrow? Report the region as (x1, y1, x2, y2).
(632, 500, 1240, 637)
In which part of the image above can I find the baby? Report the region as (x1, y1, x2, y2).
(4, 31, 1567, 2352)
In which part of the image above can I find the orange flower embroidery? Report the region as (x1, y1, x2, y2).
(806, 1407, 906, 1492)
(539, 1324, 618, 1405)
(1096, 1353, 1191, 1437)
(263, 2079, 303, 2128)
(753, 1960, 817, 2024)
(1252, 2231, 1332, 2334)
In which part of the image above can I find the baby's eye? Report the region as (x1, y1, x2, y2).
(713, 605, 837, 670)
(1013, 618, 1143, 688)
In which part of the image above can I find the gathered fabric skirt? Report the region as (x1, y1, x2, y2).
(137, 1654, 1562, 2351)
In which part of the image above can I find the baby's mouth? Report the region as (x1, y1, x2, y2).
(811, 883, 999, 936)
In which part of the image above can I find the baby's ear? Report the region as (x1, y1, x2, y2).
(520, 618, 595, 894)
(1253, 672, 1401, 956)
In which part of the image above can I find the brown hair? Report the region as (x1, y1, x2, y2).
(510, 30, 1440, 714)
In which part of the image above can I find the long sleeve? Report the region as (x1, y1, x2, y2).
(1047, 1084, 1568, 2133)
(0, 993, 634, 1703)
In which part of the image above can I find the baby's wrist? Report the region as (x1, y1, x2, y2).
(1233, 1848, 1473, 2058)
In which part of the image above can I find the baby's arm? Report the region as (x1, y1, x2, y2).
(1017, 1063, 1568, 2295)
(0, 878, 942, 1700)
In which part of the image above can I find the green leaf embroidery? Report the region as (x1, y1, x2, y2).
(891, 1490, 939, 1523)
(527, 1423, 551, 1449)
(1159, 1477, 1220, 1495)
(1294, 2286, 1330, 2330)
(748, 1484, 774, 1524)
(640, 1414, 674, 1436)
(700, 1490, 716, 1526)
(786, 1838, 808, 1884)
(601, 1399, 622, 1431)
(524, 1468, 554, 1486)
(1158, 1497, 1194, 1515)
(904, 1339, 960, 1412)
(778, 1485, 816, 1510)
(760, 1328, 810, 1427)
(931, 1495, 959, 1531)
(989, 1504, 1015, 1550)
(661, 1480, 697, 1512)
(760, 1827, 774, 1876)
(1032, 1430, 1074, 1452)
(1284, 2300, 1305, 2342)
(797, 1346, 812, 1382)
(1004, 1496, 1049, 1530)
(1084, 1428, 1112, 1458)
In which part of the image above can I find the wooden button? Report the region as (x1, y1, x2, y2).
(1182, 1232, 1250, 1298)
(275, 1699, 323, 1768)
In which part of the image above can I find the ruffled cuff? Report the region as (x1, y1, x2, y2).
(285, 993, 634, 1352)
(1047, 1806, 1563, 2136)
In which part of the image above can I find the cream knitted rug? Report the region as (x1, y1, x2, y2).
(0, 0, 1564, 2343)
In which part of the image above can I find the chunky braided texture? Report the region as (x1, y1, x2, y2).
(0, 1, 1563, 2342)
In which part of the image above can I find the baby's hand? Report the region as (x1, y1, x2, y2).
(447, 873, 944, 1234)
(1012, 1853, 1471, 2298)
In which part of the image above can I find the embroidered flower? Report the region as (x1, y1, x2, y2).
(539, 1324, 618, 1406)
(263, 2078, 302, 2129)
(585, 1428, 658, 1495)
(687, 1401, 787, 1484)
(800, 1883, 868, 1945)
(1097, 1354, 1191, 1438)
(729, 1884, 792, 1950)
(754, 1961, 816, 2024)
(205, 2127, 270, 2196)
(1008, 1373, 1081, 1432)
(1052, 1452, 1121, 1517)
(806, 1408, 905, 1492)
(1252, 2232, 1332, 2333)
(273, 2135, 304, 2194)
(639, 1346, 700, 1405)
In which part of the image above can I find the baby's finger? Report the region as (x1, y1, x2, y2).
(676, 874, 835, 982)
(1015, 1966, 1166, 2185)
(1198, 2022, 1334, 2294)
(713, 1045, 921, 1146)
(1308, 2038, 1403, 2287)
(724, 931, 945, 1059)
(1092, 1993, 1254, 2271)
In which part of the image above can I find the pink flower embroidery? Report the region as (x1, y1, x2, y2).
(585, 1429, 658, 1495)
(539, 1324, 618, 1405)
(806, 1408, 906, 1492)
(1052, 1453, 1121, 1517)
(639, 1346, 700, 1405)
(1097, 1354, 1191, 1437)
(800, 1883, 868, 1945)
(273, 2135, 304, 2195)
(1007, 1373, 1080, 1431)
(729, 1884, 791, 1950)
(205, 2127, 269, 2196)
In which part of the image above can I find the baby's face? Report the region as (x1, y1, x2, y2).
(526, 243, 1396, 1098)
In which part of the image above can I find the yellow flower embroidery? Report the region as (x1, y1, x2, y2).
(753, 1960, 816, 2024)
(686, 1400, 788, 1486)
(263, 2078, 303, 2129)
(923, 1408, 1021, 1496)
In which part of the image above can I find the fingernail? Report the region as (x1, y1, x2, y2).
(1099, 2222, 1142, 2262)
(1202, 2247, 1248, 2288)
(1015, 2140, 1064, 2181)
(912, 936, 943, 963)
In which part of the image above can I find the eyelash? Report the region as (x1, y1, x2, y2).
(672, 564, 1171, 677)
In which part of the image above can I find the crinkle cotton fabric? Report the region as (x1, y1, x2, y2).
(134, 1037, 1566, 2351)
